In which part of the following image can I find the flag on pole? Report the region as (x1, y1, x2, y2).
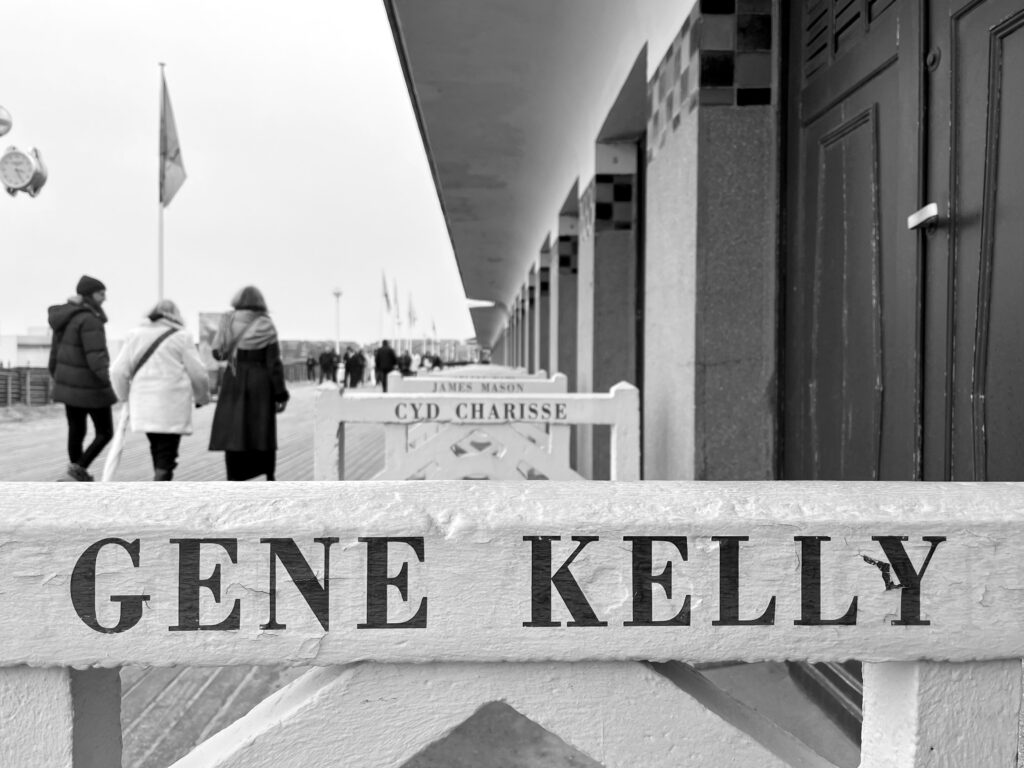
(159, 71, 186, 206)
(393, 279, 401, 322)
(408, 295, 417, 328)
(381, 271, 392, 313)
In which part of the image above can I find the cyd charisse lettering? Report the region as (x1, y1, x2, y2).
(393, 402, 440, 420)
(454, 401, 568, 420)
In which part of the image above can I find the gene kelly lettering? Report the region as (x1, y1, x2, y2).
(69, 534, 945, 633)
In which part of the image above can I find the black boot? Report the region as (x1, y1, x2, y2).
(154, 468, 173, 481)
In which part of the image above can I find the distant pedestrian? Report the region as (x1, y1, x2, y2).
(318, 346, 334, 384)
(399, 349, 412, 376)
(330, 348, 341, 383)
(345, 346, 366, 388)
(47, 275, 117, 482)
(375, 340, 398, 392)
(110, 300, 211, 480)
(306, 354, 317, 381)
(208, 286, 289, 481)
(365, 348, 376, 385)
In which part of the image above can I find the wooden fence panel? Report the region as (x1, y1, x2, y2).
(314, 382, 639, 481)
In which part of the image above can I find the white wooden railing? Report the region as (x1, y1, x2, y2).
(314, 380, 639, 481)
(388, 368, 571, 462)
(1, 482, 1022, 766)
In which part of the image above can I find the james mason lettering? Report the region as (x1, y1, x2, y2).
(69, 534, 945, 634)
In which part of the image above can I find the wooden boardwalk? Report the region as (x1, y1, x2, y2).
(0, 381, 383, 483)
(1, 382, 386, 767)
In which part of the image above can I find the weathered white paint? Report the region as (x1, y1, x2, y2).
(389, 371, 565, 393)
(390, 372, 571, 473)
(0, 667, 73, 766)
(1, 481, 1024, 667)
(861, 660, 1022, 767)
(170, 661, 791, 768)
(315, 382, 639, 481)
(374, 423, 583, 481)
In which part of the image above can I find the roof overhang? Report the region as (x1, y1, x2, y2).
(385, 0, 694, 346)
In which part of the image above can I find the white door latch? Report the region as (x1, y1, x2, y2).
(907, 203, 939, 230)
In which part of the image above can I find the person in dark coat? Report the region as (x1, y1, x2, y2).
(306, 354, 316, 381)
(208, 286, 289, 481)
(330, 349, 341, 383)
(47, 275, 117, 481)
(318, 347, 334, 384)
(344, 346, 366, 388)
(374, 340, 398, 392)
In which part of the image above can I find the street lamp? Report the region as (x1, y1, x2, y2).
(333, 288, 342, 357)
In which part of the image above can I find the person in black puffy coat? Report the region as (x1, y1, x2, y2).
(47, 275, 117, 481)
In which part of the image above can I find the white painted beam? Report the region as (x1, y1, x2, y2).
(171, 662, 791, 768)
(0, 482, 1023, 667)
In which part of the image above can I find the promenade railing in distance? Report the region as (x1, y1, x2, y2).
(313, 379, 639, 481)
(0, 482, 1021, 766)
(0, 367, 52, 406)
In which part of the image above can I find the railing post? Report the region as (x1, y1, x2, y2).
(860, 660, 1022, 767)
(0, 666, 121, 767)
(313, 386, 342, 480)
(609, 382, 640, 481)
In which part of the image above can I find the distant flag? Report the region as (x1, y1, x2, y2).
(381, 271, 392, 313)
(159, 69, 186, 206)
(431, 319, 437, 337)
(408, 295, 417, 328)
(393, 279, 401, 323)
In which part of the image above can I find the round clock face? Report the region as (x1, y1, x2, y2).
(0, 150, 35, 189)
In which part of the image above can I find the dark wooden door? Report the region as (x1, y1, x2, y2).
(785, 0, 1024, 481)
(784, 0, 923, 480)
(925, 0, 1024, 480)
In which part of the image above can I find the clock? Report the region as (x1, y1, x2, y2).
(0, 146, 47, 197)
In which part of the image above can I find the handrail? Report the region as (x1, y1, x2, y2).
(0, 480, 1020, 668)
(2, 480, 1022, 767)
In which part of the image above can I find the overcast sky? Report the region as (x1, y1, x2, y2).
(0, 0, 474, 344)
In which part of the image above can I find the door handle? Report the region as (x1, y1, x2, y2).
(907, 203, 939, 230)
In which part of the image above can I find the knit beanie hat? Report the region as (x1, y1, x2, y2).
(76, 275, 106, 296)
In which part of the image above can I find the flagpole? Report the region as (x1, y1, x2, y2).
(158, 62, 165, 300)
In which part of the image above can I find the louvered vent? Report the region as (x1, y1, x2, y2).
(804, 0, 830, 78)
(869, 0, 896, 21)
(834, 0, 865, 52)
(804, 0, 887, 82)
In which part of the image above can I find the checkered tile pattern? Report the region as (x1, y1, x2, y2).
(558, 234, 579, 274)
(647, 0, 774, 162)
(594, 174, 635, 231)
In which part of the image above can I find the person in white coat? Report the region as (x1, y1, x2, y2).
(110, 300, 211, 480)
